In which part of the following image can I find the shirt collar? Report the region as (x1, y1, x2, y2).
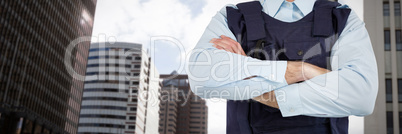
(294, 0, 316, 16)
(260, 0, 316, 17)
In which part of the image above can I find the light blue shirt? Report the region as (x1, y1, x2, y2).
(187, 0, 378, 118)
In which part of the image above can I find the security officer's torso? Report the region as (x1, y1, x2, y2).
(225, 0, 350, 134)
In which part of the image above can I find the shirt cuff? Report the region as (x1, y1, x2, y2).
(275, 84, 303, 117)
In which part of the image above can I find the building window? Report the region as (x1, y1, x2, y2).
(130, 107, 137, 111)
(399, 79, 402, 102)
(395, 1, 402, 29)
(386, 79, 392, 103)
(395, 2, 401, 16)
(384, 2, 390, 16)
(84, 88, 119, 92)
(80, 114, 126, 119)
(396, 30, 402, 51)
(81, 105, 127, 111)
(385, 2, 391, 28)
(89, 48, 110, 52)
(400, 112, 402, 134)
(128, 125, 135, 129)
(82, 97, 127, 102)
(129, 116, 136, 120)
(385, 30, 391, 51)
(387, 112, 394, 134)
(78, 123, 125, 128)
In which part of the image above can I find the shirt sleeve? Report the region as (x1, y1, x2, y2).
(187, 5, 288, 100)
(275, 10, 379, 117)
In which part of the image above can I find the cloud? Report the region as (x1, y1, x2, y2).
(178, 0, 207, 18)
(91, 0, 249, 75)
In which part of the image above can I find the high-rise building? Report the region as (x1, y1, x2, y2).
(364, 0, 402, 134)
(145, 55, 162, 134)
(159, 71, 208, 134)
(159, 85, 179, 134)
(78, 42, 161, 134)
(0, 0, 97, 133)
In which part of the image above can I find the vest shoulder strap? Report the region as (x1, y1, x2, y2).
(227, 1, 266, 41)
(313, 0, 351, 37)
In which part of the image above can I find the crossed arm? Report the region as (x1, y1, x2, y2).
(188, 7, 378, 117)
(210, 35, 330, 108)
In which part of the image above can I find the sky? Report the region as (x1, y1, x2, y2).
(91, 0, 364, 133)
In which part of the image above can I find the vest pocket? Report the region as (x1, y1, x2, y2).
(284, 40, 321, 61)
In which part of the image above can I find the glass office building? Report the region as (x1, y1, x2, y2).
(0, 0, 96, 133)
(159, 72, 208, 134)
(78, 42, 161, 134)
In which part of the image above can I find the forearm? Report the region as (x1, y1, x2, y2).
(188, 6, 289, 100)
(188, 43, 289, 100)
(276, 67, 377, 117)
(253, 62, 330, 109)
(255, 58, 377, 117)
(253, 90, 279, 108)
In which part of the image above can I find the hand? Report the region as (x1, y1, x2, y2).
(285, 61, 304, 84)
(255, 63, 329, 109)
(210, 35, 246, 56)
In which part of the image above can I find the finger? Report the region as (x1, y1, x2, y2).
(210, 38, 227, 50)
(212, 36, 239, 54)
(222, 35, 246, 56)
(215, 45, 224, 50)
(212, 45, 224, 50)
(237, 45, 246, 56)
(213, 39, 236, 53)
(214, 36, 238, 48)
(216, 37, 239, 54)
(221, 35, 239, 45)
(220, 35, 246, 56)
(209, 38, 217, 43)
(216, 37, 236, 48)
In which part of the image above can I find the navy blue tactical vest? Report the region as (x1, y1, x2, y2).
(225, 0, 351, 134)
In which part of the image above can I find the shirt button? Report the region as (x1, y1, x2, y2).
(297, 50, 303, 56)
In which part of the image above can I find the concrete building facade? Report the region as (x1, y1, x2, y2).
(159, 72, 208, 134)
(159, 85, 179, 134)
(364, 0, 402, 134)
(78, 42, 161, 134)
(0, 0, 97, 133)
